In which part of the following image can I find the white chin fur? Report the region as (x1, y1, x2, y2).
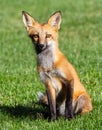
(47, 41, 56, 48)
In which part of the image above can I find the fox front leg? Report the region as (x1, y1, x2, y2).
(65, 80, 74, 120)
(46, 81, 56, 121)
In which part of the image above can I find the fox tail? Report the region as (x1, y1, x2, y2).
(37, 92, 48, 106)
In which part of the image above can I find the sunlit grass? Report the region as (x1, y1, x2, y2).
(0, 0, 102, 129)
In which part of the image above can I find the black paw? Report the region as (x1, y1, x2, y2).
(50, 115, 56, 122)
(65, 114, 74, 120)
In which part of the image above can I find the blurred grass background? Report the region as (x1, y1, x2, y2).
(0, 0, 102, 129)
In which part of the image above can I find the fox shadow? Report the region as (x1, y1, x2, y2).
(0, 102, 50, 120)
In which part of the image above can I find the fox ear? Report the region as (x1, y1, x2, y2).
(22, 11, 36, 29)
(48, 11, 61, 30)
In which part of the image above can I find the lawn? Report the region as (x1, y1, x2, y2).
(0, 0, 102, 129)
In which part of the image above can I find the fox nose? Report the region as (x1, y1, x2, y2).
(38, 43, 45, 49)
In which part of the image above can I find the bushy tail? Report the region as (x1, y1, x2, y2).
(37, 92, 48, 106)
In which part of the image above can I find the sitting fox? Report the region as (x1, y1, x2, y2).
(22, 11, 92, 121)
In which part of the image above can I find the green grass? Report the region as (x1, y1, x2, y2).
(0, 0, 102, 129)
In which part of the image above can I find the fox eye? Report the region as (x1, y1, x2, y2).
(32, 34, 39, 42)
(46, 34, 51, 38)
(33, 34, 39, 39)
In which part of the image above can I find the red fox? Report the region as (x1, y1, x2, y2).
(22, 11, 92, 121)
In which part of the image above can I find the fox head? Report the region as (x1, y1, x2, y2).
(22, 11, 61, 54)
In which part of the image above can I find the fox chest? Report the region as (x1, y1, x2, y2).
(37, 49, 54, 70)
(37, 49, 66, 94)
(37, 49, 58, 89)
